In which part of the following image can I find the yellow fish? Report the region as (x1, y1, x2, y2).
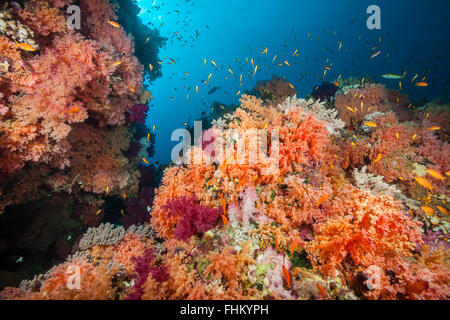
(145, 37, 150, 44)
(399, 81, 402, 90)
(143, 157, 149, 164)
(147, 132, 150, 142)
(96, 209, 102, 216)
(284, 60, 290, 66)
(346, 106, 356, 113)
(288, 82, 294, 89)
(228, 68, 234, 75)
(208, 73, 212, 81)
(149, 63, 153, 71)
(15, 41, 37, 52)
(421, 206, 434, 216)
(262, 122, 269, 129)
(253, 65, 258, 76)
(426, 169, 445, 181)
(107, 21, 120, 28)
(121, 209, 125, 216)
(411, 74, 418, 82)
(111, 61, 122, 67)
(415, 176, 433, 190)
(373, 153, 382, 163)
(106, 186, 110, 195)
(235, 90, 241, 96)
(153, 125, 155, 132)
(196, 85, 199, 94)
(338, 42, 342, 51)
(395, 132, 399, 139)
(260, 47, 268, 55)
(427, 126, 440, 131)
(211, 60, 217, 68)
(411, 134, 417, 140)
(204, 58, 207, 66)
(251, 58, 254, 67)
(436, 206, 448, 215)
(292, 49, 298, 56)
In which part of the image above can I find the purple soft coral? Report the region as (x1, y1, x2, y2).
(129, 104, 149, 124)
(163, 195, 221, 241)
(126, 248, 169, 300)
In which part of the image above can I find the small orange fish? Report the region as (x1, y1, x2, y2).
(415, 176, 433, 190)
(142, 157, 149, 164)
(111, 61, 122, 67)
(107, 21, 120, 28)
(221, 214, 229, 228)
(196, 85, 199, 94)
(149, 64, 153, 71)
(284, 60, 290, 66)
(316, 194, 329, 208)
(211, 60, 218, 68)
(221, 193, 226, 215)
(275, 237, 281, 252)
(235, 179, 244, 190)
(373, 153, 382, 163)
(324, 66, 330, 70)
(129, 85, 136, 93)
(317, 283, 327, 300)
(67, 107, 80, 114)
(123, 193, 127, 199)
(427, 126, 440, 131)
(290, 241, 298, 258)
(282, 265, 290, 287)
(364, 121, 377, 127)
(15, 41, 37, 52)
(416, 82, 428, 87)
(411, 134, 417, 140)
(421, 205, 434, 216)
(436, 206, 448, 215)
(426, 169, 445, 181)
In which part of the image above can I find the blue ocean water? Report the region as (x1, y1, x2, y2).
(136, 0, 450, 165)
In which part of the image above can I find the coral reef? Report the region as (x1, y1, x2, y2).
(3, 79, 447, 300)
(0, 1, 448, 301)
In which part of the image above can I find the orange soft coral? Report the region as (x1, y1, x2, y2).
(305, 187, 423, 278)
